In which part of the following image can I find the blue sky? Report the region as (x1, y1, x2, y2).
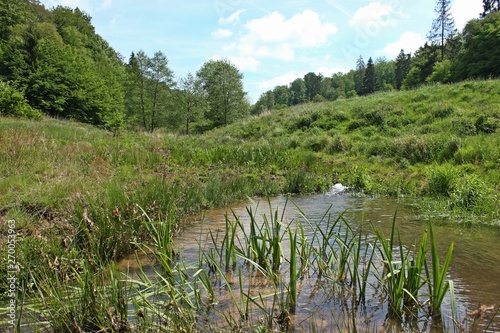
(39, 0, 483, 102)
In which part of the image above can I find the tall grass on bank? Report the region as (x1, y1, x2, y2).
(2, 80, 500, 298)
(15, 201, 497, 332)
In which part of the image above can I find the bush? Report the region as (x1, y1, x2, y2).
(427, 165, 493, 211)
(0, 82, 43, 119)
(450, 174, 490, 211)
(427, 164, 459, 196)
(475, 115, 499, 134)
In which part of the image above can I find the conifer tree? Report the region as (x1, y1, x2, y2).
(354, 55, 365, 96)
(395, 49, 411, 90)
(362, 57, 375, 95)
(427, 0, 457, 60)
(481, 0, 500, 17)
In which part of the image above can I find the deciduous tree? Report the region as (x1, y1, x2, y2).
(177, 72, 206, 134)
(273, 85, 290, 107)
(289, 78, 307, 105)
(452, 12, 500, 80)
(197, 59, 248, 127)
(126, 50, 174, 132)
(303, 72, 323, 102)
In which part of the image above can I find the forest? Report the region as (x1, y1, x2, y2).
(1, 0, 500, 133)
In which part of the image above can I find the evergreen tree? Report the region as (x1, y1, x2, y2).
(395, 49, 411, 90)
(481, 0, 500, 17)
(427, 0, 457, 60)
(362, 57, 375, 95)
(354, 55, 365, 96)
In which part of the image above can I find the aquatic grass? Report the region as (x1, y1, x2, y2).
(403, 228, 427, 308)
(287, 226, 298, 314)
(221, 212, 239, 272)
(425, 221, 454, 318)
(373, 213, 416, 317)
(31, 260, 131, 332)
(352, 225, 377, 303)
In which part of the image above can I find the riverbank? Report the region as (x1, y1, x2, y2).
(0, 80, 499, 330)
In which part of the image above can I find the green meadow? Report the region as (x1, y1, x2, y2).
(1, 79, 499, 331)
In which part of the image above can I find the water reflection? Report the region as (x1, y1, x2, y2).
(167, 193, 500, 332)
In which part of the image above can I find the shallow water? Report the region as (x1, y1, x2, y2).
(7, 193, 497, 332)
(156, 193, 500, 332)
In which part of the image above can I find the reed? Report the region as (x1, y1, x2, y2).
(425, 221, 454, 317)
(287, 227, 298, 314)
(373, 213, 410, 317)
(403, 228, 427, 308)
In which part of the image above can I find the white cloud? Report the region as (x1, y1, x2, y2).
(219, 9, 245, 25)
(452, 0, 483, 31)
(245, 10, 337, 47)
(235, 10, 337, 61)
(379, 31, 425, 58)
(349, 2, 398, 29)
(314, 66, 350, 77)
(100, 0, 112, 10)
(212, 28, 233, 39)
(206, 54, 259, 71)
(227, 56, 260, 71)
(257, 71, 305, 90)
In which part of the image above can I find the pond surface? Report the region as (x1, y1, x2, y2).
(145, 193, 500, 332)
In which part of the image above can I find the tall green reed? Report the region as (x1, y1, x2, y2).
(425, 222, 454, 317)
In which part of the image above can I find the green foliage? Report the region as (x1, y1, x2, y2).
(453, 11, 500, 80)
(395, 50, 412, 90)
(0, 81, 42, 118)
(303, 72, 323, 102)
(427, 60, 453, 83)
(125, 50, 175, 132)
(289, 78, 307, 105)
(362, 57, 376, 95)
(197, 59, 248, 127)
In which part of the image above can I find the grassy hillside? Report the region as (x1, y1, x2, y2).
(208, 79, 500, 217)
(1, 79, 499, 293)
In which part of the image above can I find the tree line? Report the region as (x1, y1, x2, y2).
(251, 0, 500, 114)
(2, 0, 500, 131)
(0, 0, 249, 133)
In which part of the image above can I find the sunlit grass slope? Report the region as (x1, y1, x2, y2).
(0, 79, 499, 293)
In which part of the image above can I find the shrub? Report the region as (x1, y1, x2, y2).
(0, 81, 43, 119)
(450, 174, 490, 211)
(326, 135, 351, 154)
(427, 164, 459, 196)
(475, 115, 499, 134)
(452, 119, 476, 136)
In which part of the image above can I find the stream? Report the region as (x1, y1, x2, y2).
(135, 192, 500, 332)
